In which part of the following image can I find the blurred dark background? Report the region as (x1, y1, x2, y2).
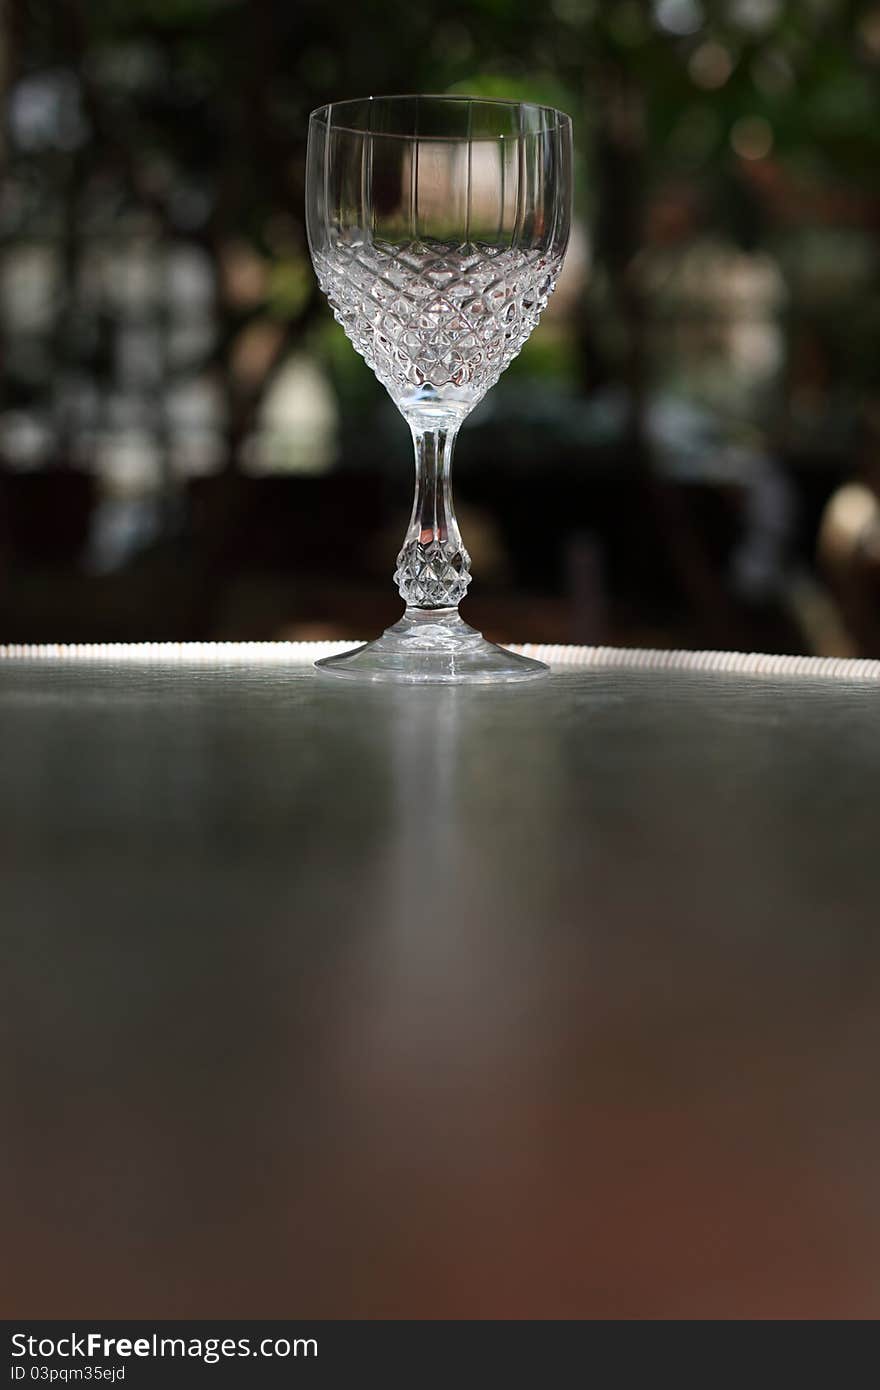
(2, 0, 880, 652)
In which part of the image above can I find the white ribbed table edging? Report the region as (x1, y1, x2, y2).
(0, 640, 878, 681)
(0, 641, 356, 664)
(509, 644, 880, 681)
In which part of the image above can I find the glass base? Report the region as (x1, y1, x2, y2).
(314, 607, 549, 685)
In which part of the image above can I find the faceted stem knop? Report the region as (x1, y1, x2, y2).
(394, 424, 471, 609)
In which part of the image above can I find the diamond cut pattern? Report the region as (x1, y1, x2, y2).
(314, 239, 561, 405)
(394, 539, 472, 608)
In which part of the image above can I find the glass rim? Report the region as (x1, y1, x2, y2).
(308, 93, 572, 141)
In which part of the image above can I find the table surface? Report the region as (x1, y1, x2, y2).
(2, 649, 880, 1319)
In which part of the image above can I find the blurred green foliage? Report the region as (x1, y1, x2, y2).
(4, 0, 880, 435)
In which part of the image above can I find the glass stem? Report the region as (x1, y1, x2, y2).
(394, 424, 472, 611)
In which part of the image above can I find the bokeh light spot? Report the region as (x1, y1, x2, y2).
(730, 115, 773, 160)
(689, 41, 733, 90)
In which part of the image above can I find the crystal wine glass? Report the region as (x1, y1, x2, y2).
(306, 95, 572, 682)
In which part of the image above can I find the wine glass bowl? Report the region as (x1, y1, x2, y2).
(306, 95, 572, 682)
(315, 239, 561, 425)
